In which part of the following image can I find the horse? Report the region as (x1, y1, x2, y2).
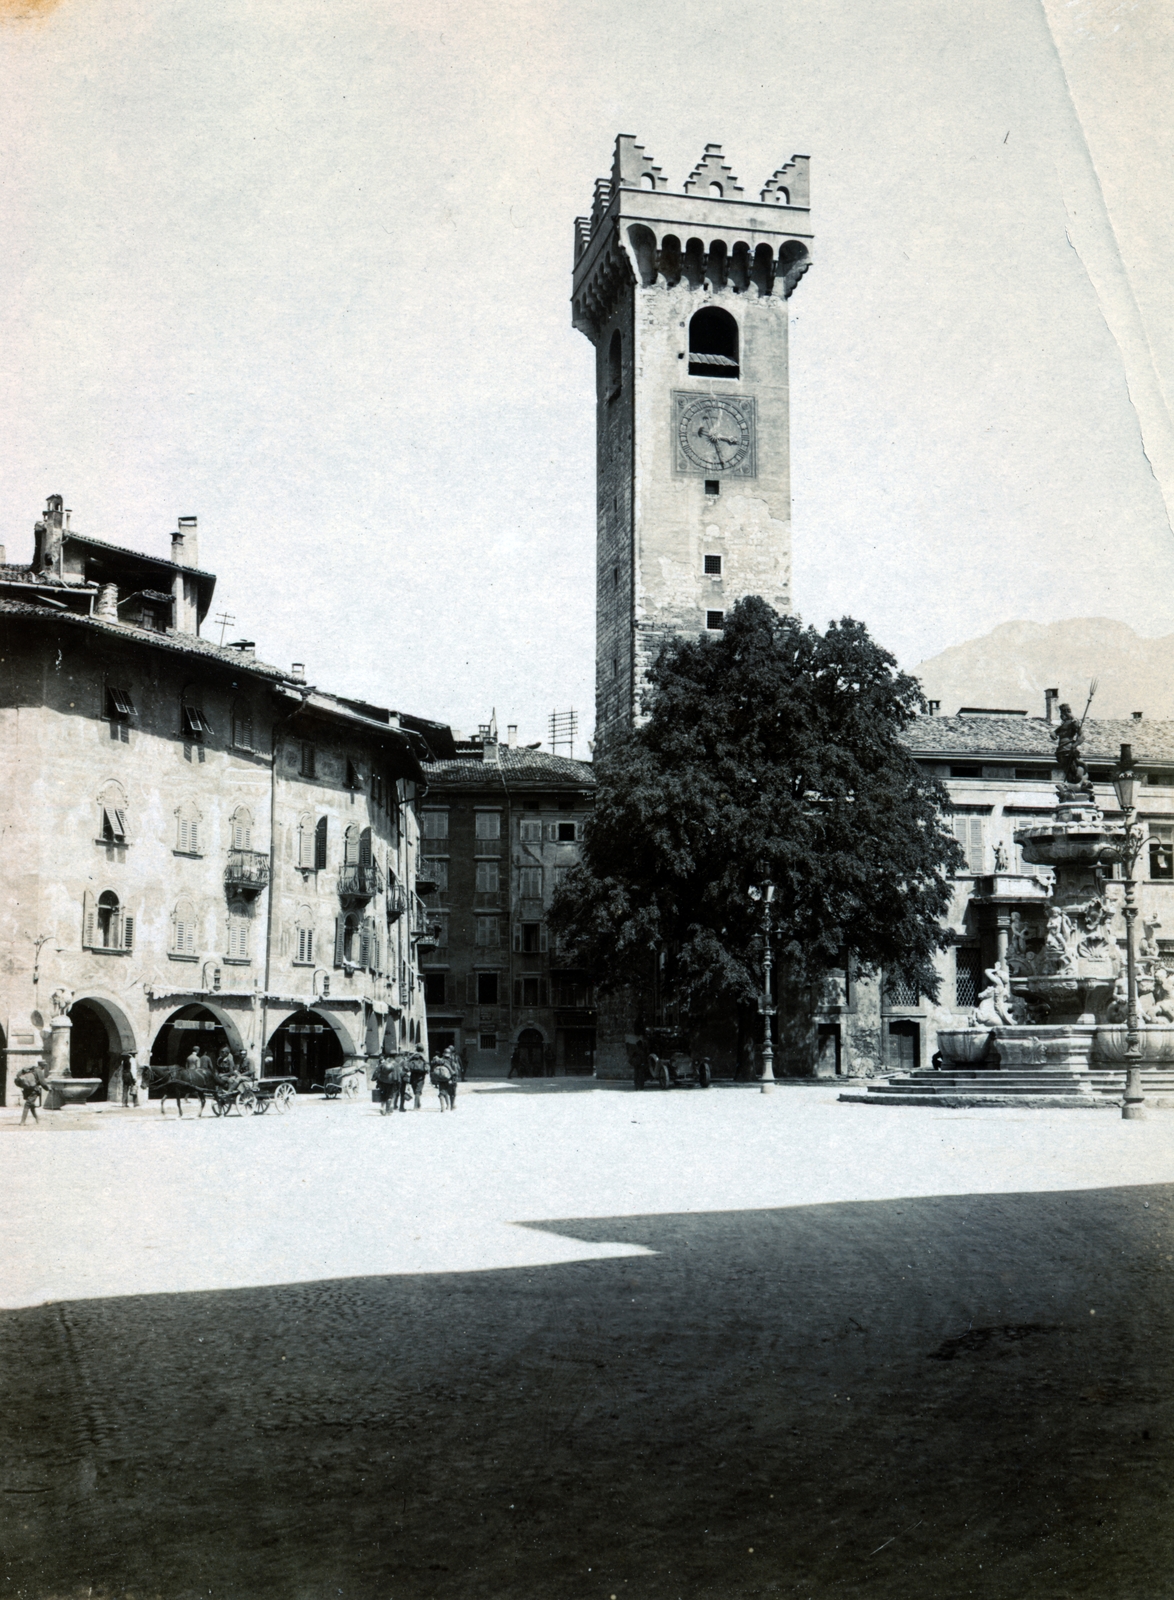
(141, 1061, 216, 1117)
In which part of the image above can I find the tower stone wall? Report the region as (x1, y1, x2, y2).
(573, 135, 813, 740)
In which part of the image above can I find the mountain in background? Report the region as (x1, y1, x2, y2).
(911, 619, 1174, 720)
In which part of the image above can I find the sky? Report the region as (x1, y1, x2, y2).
(1, 0, 1172, 747)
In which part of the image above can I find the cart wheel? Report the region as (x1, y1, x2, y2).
(658, 1061, 670, 1091)
(211, 1099, 225, 1117)
(343, 1077, 361, 1101)
(275, 1082, 295, 1112)
(240, 1092, 259, 1116)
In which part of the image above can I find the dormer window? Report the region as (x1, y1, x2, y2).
(688, 307, 739, 378)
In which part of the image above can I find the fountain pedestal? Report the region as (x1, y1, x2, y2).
(42, 1015, 100, 1110)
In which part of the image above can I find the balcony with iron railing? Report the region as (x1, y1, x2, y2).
(338, 861, 384, 903)
(224, 849, 271, 893)
(386, 882, 409, 920)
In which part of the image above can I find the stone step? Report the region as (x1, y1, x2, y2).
(840, 1091, 1105, 1109)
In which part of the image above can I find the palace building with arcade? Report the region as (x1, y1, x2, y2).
(0, 495, 451, 1105)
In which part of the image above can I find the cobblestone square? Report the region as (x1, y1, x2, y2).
(3, 1082, 1174, 1599)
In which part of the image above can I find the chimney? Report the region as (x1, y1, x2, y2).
(507, 724, 518, 747)
(290, 662, 306, 682)
(926, 699, 940, 716)
(1132, 711, 1143, 722)
(172, 515, 198, 569)
(95, 583, 119, 622)
(36, 494, 65, 572)
(1045, 688, 1059, 723)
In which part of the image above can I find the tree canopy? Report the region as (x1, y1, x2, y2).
(550, 597, 963, 1022)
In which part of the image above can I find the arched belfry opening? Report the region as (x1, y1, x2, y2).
(688, 307, 739, 378)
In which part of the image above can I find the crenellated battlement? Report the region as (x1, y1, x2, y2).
(572, 134, 812, 341)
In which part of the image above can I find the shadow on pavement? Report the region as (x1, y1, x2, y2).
(3, 1185, 1172, 1600)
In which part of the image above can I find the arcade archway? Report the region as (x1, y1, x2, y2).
(267, 1009, 345, 1094)
(150, 1003, 246, 1074)
(69, 996, 137, 1103)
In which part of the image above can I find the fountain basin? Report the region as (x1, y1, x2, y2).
(44, 1077, 101, 1110)
(936, 1028, 992, 1067)
(1093, 1025, 1174, 1064)
(1011, 975, 1116, 1026)
(988, 1026, 1097, 1072)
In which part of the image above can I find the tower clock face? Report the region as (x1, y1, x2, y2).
(673, 393, 757, 477)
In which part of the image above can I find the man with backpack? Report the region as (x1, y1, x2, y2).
(16, 1059, 51, 1125)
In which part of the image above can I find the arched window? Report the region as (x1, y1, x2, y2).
(342, 911, 361, 964)
(607, 330, 622, 397)
(175, 801, 202, 855)
(344, 824, 360, 867)
(230, 806, 253, 851)
(83, 889, 133, 950)
(315, 815, 328, 870)
(688, 307, 739, 377)
(171, 897, 197, 956)
(231, 700, 254, 752)
(97, 891, 119, 948)
(226, 897, 251, 960)
(96, 780, 128, 844)
(359, 826, 373, 868)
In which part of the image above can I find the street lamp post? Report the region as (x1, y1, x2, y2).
(756, 882, 777, 1094)
(1113, 743, 1146, 1122)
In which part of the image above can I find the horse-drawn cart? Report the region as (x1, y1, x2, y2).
(210, 1081, 259, 1117)
(251, 1076, 297, 1113)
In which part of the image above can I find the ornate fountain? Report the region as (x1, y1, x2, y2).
(940, 710, 1169, 1088)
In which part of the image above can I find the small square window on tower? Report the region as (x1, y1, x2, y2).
(704, 554, 722, 576)
(704, 479, 720, 496)
(706, 610, 725, 631)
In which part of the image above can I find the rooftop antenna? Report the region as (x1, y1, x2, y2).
(548, 708, 579, 758)
(213, 611, 236, 647)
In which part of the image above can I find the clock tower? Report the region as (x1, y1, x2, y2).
(572, 136, 812, 738)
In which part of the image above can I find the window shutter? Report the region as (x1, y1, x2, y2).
(83, 889, 95, 949)
(113, 809, 127, 842)
(186, 916, 196, 954)
(178, 818, 187, 852)
(358, 919, 370, 967)
(334, 917, 344, 968)
(513, 924, 522, 953)
(539, 925, 548, 953)
(123, 913, 134, 951)
(190, 819, 199, 854)
(315, 817, 328, 870)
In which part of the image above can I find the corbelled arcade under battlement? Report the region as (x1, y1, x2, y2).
(572, 136, 812, 339)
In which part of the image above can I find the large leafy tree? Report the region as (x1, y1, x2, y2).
(551, 597, 962, 1023)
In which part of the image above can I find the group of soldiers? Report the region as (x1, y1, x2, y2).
(371, 1045, 462, 1113)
